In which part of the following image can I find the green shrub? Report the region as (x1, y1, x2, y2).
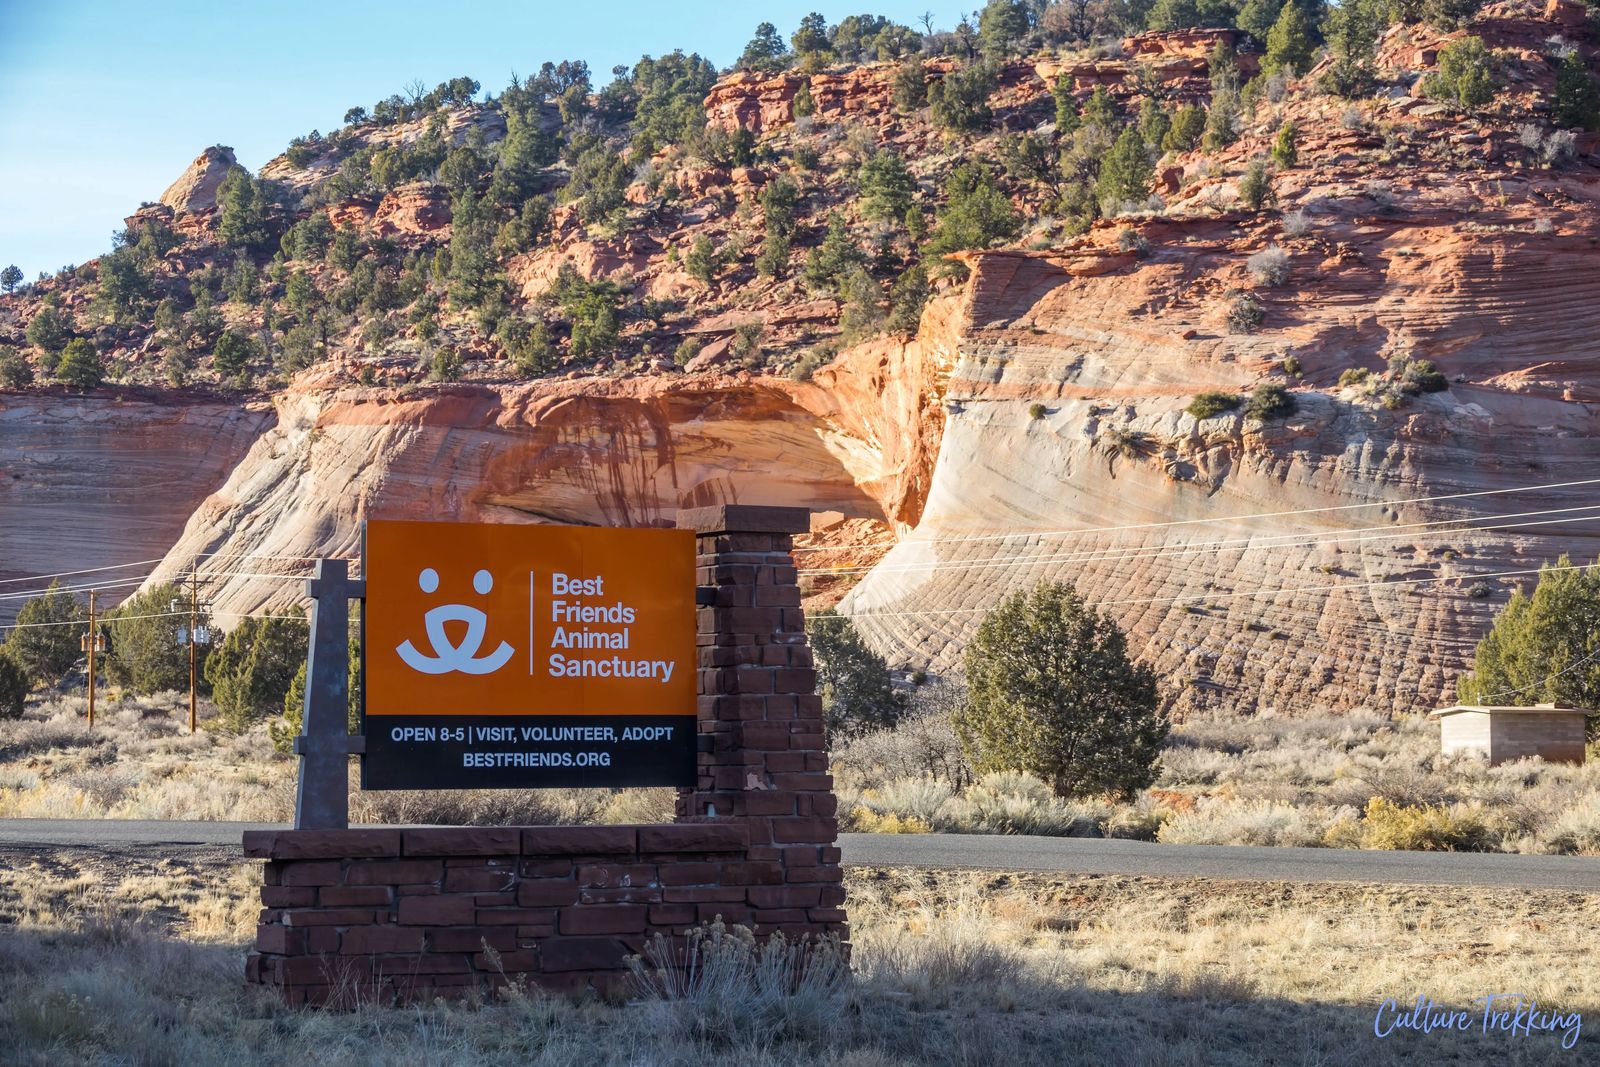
(731, 320, 764, 359)
(1271, 121, 1299, 168)
(0, 347, 34, 389)
(924, 163, 1019, 255)
(0, 651, 26, 719)
(1238, 158, 1276, 211)
(1095, 128, 1154, 216)
(1187, 390, 1241, 419)
(1203, 89, 1241, 151)
(1163, 105, 1205, 152)
(806, 609, 907, 740)
(893, 55, 928, 113)
(1399, 358, 1448, 393)
(804, 214, 866, 293)
(887, 263, 929, 334)
(104, 583, 212, 695)
(858, 148, 916, 222)
(1458, 553, 1600, 708)
(1245, 382, 1296, 420)
(1226, 292, 1264, 333)
(1556, 50, 1600, 131)
(205, 613, 308, 733)
(2, 582, 83, 686)
(25, 303, 70, 352)
(954, 582, 1166, 798)
(1422, 37, 1493, 108)
(929, 62, 998, 133)
(429, 346, 464, 382)
(674, 337, 702, 367)
(1338, 367, 1369, 387)
(1028, 402, 1046, 419)
(55, 338, 104, 390)
(212, 330, 260, 384)
(685, 236, 721, 286)
(499, 317, 557, 377)
(271, 620, 361, 753)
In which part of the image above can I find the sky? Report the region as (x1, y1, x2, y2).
(0, 0, 959, 282)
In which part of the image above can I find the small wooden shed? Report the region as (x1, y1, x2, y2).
(1429, 703, 1591, 765)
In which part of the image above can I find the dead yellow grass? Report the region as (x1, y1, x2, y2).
(0, 846, 1594, 1064)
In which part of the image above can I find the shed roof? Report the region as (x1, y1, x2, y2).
(1429, 703, 1596, 719)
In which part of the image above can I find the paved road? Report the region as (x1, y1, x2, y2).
(4, 819, 1599, 890)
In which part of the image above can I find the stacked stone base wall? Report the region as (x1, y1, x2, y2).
(244, 823, 845, 1006)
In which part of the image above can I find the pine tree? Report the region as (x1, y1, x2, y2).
(1237, 0, 1284, 41)
(0, 264, 21, 294)
(858, 148, 916, 221)
(806, 610, 907, 739)
(218, 168, 270, 251)
(791, 12, 829, 56)
(1265, 1, 1317, 75)
(1053, 75, 1080, 135)
(1555, 50, 1600, 131)
(954, 582, 1167, 798)
(924, 163, 1019, 254)
(2, 582, 83, 686)
(1163, 105, 1206, 152)
(1239, 157, 1277, 209)
(1422, 37, 1493, 108)
(1204, 89, 1241, 150)
(55, 337, 104, 390)
(740, 22, 789, 71)
(206, 613, 308, 733)
(1272, 120, 1299, 167)
(978, 0, 1031, 55)
(1137, 97, 1171, 150)
(1458, 556, 1600, 714)
(1096, 128, 1154, 215)
(1082, 85, 1119, 128)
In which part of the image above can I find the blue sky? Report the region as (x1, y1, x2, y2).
(0, 1, 957, 281)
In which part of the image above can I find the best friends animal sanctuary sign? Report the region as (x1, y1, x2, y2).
(361, 520, 696, 790)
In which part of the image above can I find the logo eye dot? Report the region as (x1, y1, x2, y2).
(473, 569, 493, 595)
(418, 567, 439, 594)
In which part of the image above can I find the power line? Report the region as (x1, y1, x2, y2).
(0, 608, 311, 633)
(1473, 646, 1600, 704)
(0, 550, 329, 589)
(790, 475, 1600, 554)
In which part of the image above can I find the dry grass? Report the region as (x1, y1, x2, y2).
(0, 846, 1593, 1064)
(9, 691, 1598, 855)
(838, 710, 1600, 854)
(0, 693, 675, 825)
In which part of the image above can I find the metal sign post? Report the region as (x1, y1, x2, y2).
(293, 558, 366, 830)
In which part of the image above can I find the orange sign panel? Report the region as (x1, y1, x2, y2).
(361, 520, 696, 790)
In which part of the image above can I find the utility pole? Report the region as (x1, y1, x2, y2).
(85, 590, 97, 729)
(189, 568, 199, 734)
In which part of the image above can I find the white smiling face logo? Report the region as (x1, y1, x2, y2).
(396, 567, 515, 675)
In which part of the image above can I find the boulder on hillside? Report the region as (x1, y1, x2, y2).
(159, 145, 237, 216)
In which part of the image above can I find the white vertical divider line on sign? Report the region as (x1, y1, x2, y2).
(528, 569, 535, 676)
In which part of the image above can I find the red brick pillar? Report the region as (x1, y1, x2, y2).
(675, 504, 846, 941)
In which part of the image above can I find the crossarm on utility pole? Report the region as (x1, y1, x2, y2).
(293, 558, 366, 830)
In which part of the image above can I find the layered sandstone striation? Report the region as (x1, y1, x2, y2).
(840, 196, 1600, 715)
(0, 393, 274, 622)
(146, 344, 941, 621)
